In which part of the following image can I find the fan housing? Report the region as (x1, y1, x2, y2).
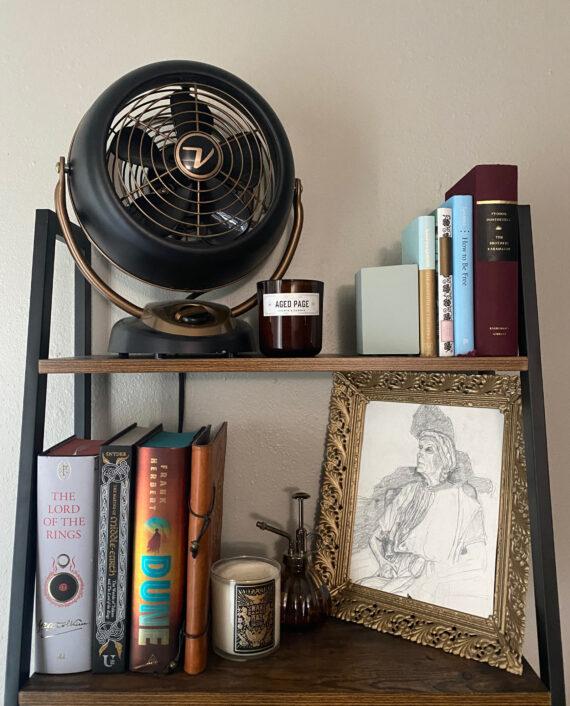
(68, 61, 295, 291)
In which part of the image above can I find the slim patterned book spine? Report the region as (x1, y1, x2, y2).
(435, 207, 454, 356)
(129, 445, 190, 673)
(92, 444, 133, 673)
(36, 454, 98, 673)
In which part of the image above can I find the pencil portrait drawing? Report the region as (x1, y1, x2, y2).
(350, 402, 503, 617)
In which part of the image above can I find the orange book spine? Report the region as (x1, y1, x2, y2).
(129, 446, 189, 673)
(184, 424, 227, 675)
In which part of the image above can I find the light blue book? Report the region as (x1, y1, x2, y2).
(401, 215, 436, 271)
(443, 195, 473, 354)
(401, 215, 436, 356)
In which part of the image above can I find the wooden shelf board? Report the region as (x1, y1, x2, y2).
(38, 354, 528, 374)
(20, 620, 548, 705)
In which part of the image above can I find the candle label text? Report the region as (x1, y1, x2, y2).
(263, 293, 320, 317)
(234, 580, 275, 653)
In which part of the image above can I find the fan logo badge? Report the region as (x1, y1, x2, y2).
(175, 132, 222, 180)
(187, 146, 214, 169)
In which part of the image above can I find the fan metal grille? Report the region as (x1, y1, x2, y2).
(106, 82, 275, 244)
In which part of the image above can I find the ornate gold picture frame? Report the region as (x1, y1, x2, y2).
(315, 372, 530, 674)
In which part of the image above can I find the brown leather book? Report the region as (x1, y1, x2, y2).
(184, 423, 228, 675)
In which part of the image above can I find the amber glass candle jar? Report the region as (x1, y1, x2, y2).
(257, 279, 324, 356)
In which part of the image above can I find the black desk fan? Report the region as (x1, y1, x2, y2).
(55, 61, 304, 355)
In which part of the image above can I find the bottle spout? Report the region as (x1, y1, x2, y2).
(256, 521, 294, 554)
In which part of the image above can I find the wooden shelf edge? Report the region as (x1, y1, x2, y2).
(18, 689, 551, 705)
(38, 355, 529, 375)
(18, 621, 549, 705)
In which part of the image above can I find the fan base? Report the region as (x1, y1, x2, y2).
(108, 315, 255, 357)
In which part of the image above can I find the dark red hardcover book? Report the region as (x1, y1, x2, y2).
(446, 165, 519, 356)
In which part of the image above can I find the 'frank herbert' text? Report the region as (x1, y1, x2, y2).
(148, 457, 168, 512)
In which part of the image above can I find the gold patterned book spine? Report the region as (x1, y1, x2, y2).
(419, 269, 437, 357)
(401, 215, 437, 358)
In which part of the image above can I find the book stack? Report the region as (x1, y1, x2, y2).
(356, 164, 519, 357)
(36, 422, 227, 677)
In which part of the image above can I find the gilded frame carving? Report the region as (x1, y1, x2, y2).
(314, 372, 529, 674)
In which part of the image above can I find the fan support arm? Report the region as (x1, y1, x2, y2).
(55, 157, 143, 318)
(54, 157, 304, 320)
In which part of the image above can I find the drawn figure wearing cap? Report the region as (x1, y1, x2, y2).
(356, 405, 492, 605)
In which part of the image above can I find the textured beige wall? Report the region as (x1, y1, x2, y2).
(1, 0, 569, 698)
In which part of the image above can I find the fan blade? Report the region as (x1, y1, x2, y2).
(198, 178, 251, 241)
(126, 174, 251, 243)
(170, 91, 214, 137)
(127, 181, 191, 231)
(220, 132, 262, 187)
(164, 179, 251, 244)
(110, 127, 174, 170)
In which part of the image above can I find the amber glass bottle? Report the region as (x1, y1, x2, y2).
(280, 554, 330, 629)
(256, 492, 330, 629)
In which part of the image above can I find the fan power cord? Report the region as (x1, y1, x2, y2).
(178, 372, 186, 433)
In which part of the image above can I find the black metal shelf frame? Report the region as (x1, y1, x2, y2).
(3, 208, 566, 705)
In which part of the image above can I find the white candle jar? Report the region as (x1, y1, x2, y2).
(211, 556, 281, 661)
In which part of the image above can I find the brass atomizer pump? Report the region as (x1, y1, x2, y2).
(256, 492, 330, 628)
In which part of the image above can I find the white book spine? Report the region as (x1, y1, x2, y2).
(35, 454, 97, 673)
(436, 207, 454, 356)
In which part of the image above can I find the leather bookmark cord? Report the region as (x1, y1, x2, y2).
(164, 626, 186, 674)
(189, 487, 216, 558)
(184, 616, 210, 640)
